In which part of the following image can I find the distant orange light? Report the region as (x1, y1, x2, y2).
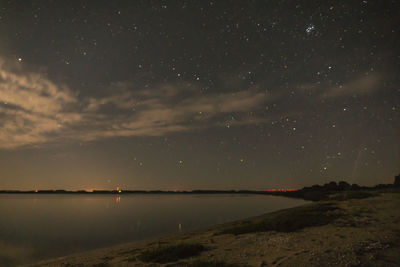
(266, 188, 297, 192)
(35, 189, 38, 193)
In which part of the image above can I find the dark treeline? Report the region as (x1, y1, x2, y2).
(270, 173, 400, 201)
(1, 174, 399, 201)
(0, 189, 266, 195)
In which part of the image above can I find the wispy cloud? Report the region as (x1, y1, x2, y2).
(0, 58, 275, 149)
(321, 74, 380, 99)
(71, 82, 275, 141)
(0, 59, 81, 148)
(297, 74, 381, 99)
(0, 57, 383, 149)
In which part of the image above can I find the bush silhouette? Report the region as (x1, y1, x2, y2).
(395, 174, 400, 187)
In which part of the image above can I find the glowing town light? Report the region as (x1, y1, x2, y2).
(266, 188, 298, 192)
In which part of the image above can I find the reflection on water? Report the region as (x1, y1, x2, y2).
(115, 195, 120, 204)
(0, 194, 307, 265)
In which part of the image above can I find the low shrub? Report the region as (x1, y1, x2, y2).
(219, 203, 340, 235)
(138, 243, 206, 263)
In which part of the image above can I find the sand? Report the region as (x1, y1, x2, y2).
(29, 193, 400, 267)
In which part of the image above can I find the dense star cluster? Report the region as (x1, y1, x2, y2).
(0, 1, 398, 190)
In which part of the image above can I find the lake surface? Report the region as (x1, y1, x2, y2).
(0, 194, 307, 265)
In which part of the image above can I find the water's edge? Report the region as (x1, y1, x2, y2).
(0, 194, 307, 266)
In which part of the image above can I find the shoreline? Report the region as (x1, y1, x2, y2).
(29, 191, 400, 266)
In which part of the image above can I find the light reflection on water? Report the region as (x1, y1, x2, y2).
(115, 195, 120, 204)
(0, 194, 307, 265)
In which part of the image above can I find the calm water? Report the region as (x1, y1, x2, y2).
(0, 194, 307, 265)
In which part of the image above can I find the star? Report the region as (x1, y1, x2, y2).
(305, 24, 315, 34)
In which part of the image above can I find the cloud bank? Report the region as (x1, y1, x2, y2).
(0, 57, 382, 149)
(0, 59, 274, 149)
(0, 59, 81, 148)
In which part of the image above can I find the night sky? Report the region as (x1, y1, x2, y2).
(0, 1, 399, 190)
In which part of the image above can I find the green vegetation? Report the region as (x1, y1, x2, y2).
(138, 243, 206, 263)
(219, 203, 341, 235)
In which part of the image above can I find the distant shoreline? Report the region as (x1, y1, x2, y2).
(1, 179, 398, 202)
(0, 189, 288, 195)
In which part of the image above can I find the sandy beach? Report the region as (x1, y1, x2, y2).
(29, 192, 400, 267)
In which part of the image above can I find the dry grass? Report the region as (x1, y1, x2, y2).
(138, 243, 206, 263)
(219, 203, 341, 235)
